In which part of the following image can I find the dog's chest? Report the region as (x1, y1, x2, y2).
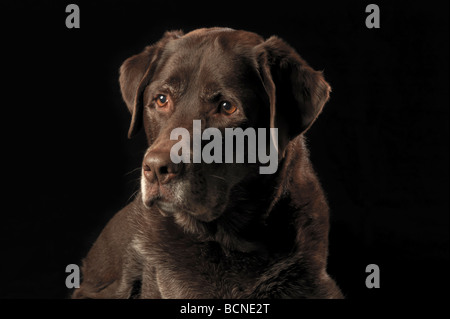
(147, 240, 267, 298)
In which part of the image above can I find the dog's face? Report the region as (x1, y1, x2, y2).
(119, 28, 331, 223)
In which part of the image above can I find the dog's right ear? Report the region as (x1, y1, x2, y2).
(119, 30, 184, 138)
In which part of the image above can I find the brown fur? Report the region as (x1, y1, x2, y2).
(72, 28, 343, 299)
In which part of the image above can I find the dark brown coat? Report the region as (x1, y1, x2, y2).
(72, 28, 343, 299)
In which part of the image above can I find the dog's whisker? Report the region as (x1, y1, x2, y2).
(209, 174, 226, 181)
(124, 167, 142, 177)
(125, 175, 142, 186)
(127, 188, 140, 203)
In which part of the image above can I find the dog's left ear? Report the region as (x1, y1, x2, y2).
(119, 30, 184, 138)
(255, 36, 331, 154)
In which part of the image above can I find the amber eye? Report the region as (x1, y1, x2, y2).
(220, 101, 237, 115)
(156, 94, 169, 107)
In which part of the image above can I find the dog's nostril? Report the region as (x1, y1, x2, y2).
(159, 166, 169, 175)
(142, 164, 154, 182)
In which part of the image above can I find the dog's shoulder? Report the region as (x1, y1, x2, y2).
(73, 199, 151, 298)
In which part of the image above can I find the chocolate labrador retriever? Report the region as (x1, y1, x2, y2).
(72, 27, 343, 299)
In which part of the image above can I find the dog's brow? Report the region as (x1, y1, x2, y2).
(161, 76, 186, 97)
(201, 85, 223, 102)
(205, 91, 223, 102)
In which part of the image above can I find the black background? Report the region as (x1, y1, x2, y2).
(1, 0, 448, 301)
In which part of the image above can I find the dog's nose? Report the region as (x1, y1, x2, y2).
(142, 150, 182, 184)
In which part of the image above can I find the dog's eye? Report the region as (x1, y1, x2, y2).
(156, 94, 169, 107)
(220, 101, 237, 115)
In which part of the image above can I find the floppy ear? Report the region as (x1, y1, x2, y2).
(256, 36, 331, 153)
(119, 30, 184, 138)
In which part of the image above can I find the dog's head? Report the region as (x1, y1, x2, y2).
(119, 28, 330, 223)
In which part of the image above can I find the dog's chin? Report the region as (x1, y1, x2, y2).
(142, 195, 224, 223)
(154, 200, 175, 217)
